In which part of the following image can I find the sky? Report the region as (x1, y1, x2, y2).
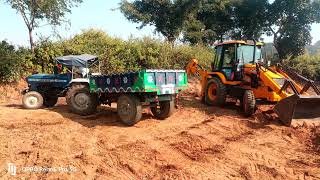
(0, 0, 319, 46)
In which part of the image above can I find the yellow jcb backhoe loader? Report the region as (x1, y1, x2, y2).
(186, 40, 320, 126)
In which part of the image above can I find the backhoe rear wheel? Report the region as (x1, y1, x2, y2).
(242, 90, 256, 117)
(205, 77, 227, 106)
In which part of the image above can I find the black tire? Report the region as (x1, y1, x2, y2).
(66, 84, 99, 116)
(151, 100, 175, 120)
(242, 90, 256, 117)
(43, 96, 58, 107)
(22, 91, 43, 109)
(204, 77, 227, 106)
(117, 95, 142, 126)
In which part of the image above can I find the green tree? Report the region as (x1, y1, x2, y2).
(266, 0, 320, 59)
(182, 15, 207, 45)
(184, 0, 269, 44)
(197, 0, 236, 42)
(120, 0, 200, 43)
(4, 0, 83, 52)
(233, 0, 268, 39)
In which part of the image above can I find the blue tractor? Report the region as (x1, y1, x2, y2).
(22, 54, 101, 109)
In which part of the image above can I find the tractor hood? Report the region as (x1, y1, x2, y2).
(26, 74, 71, 83)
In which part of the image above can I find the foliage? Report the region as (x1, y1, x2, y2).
(195, 0, 235, 43)
(284, 53, 320, 81)
(4, 0, 83, 51)
(0, 41, 31, 82)
(233, 0, 268, 39)
(119, 0, 320, 60)
(181, 0, 268, 43)
(266, 0, 320, 59)
(66, 30, 214, 73)
(0, 30, 214, 82)
(120, 0, 200, 43)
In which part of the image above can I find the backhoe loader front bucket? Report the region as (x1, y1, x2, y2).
(274, 94, 320, 126)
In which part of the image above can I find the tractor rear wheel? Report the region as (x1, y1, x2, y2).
(43, 96, 58, 107)
(22, 91, 43, 109)
(205, 77, 227, 106)
(117, 95, 142, 126)
(66, 84, 99, 116)
(242, 90, 256, 117)
(151, 100, 175, 120)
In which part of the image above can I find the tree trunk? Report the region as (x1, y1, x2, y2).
(29, 29, 35, 53)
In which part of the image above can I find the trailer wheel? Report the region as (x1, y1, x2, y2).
(22, 91, 43, 109)
(242, 90, 256, 117)
(43, 96, 58, 107)
(205, 77, 227, 106)
(117, 95, 142, 126)
(151, 100, 175, 120)
(66, 84, 98, 116)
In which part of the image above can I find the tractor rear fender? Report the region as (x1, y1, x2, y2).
(70, 78, 90, 84)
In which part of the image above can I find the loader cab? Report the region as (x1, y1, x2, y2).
(212, 41, 263, 81)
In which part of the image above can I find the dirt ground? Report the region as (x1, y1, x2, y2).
(0, 81, 319, 179)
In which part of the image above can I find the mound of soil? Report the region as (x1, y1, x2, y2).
(0, 80, 26, 103)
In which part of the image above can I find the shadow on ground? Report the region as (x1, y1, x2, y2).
(179, 94, 285, 129)
(3, 103, 154, 128)
(3, 94, 285, 130)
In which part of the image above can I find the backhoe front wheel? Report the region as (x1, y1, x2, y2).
(242, 90, 256, 117)
(205, 78, 227, 106)
(117, 95, 142, 126)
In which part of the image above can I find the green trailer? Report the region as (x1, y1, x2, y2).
(66, 69, 188, 126)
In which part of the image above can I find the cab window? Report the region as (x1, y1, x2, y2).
(213, 46, 222, 71)
(223, 46, 236, 68)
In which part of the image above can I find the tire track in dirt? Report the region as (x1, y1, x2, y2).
(0, 85, 320, 179)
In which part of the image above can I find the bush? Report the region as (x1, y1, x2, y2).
(33, 29, 214, 74)
(0, 41, 27, 83)
(1, 29, 215, 83)
(284, 53, 320, 81)
(6, 29, 320, 84)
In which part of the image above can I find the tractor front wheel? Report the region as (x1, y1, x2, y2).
(205, 77, 227, 106)
(242, 90, 256, 117)
(66, 84, 99, 116)
(22, 91, 43, 109)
